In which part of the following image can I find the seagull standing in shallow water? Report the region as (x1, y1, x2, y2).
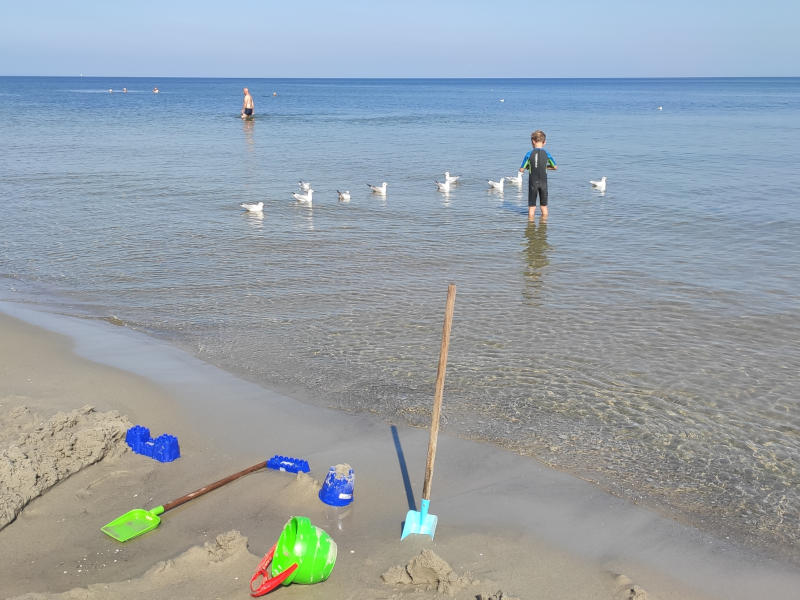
(590, 176, 607, 193)
(240, 201, 263, 213)
(435, 179, 451, 193)
(488, 178, 504, 192)
(298, 181, 311, 192)
(505, 172, 523, 185)
(337, 190, 351, 202)
(368, 182, 388, 195)
(444, 171, 460, 184)
(292, 189, 313, 203)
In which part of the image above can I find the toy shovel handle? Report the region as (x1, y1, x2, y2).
(421, 283, 456, 502)
(162, 461, 267, 513)
(250, 543, 299, 596)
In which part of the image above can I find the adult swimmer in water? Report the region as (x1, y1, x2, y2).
(241, 87, 254, 119)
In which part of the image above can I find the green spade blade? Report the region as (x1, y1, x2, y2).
(101, 506, 165, 542)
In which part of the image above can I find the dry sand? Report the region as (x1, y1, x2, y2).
(0, 405, 129, 529)
(1, 307, 798, 600)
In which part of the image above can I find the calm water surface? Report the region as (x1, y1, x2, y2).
(1, 76, 799, 561)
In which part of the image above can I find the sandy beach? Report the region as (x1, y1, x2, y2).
(1, 306, 798, 600)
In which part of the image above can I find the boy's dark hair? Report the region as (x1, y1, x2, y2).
(531, 130, 546, 143)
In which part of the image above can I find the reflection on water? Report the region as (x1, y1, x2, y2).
(292, 203, 314, 231)
(245, 211, 264, 228)
(242, 118, 255, 151)
(523, 220, 550, 300)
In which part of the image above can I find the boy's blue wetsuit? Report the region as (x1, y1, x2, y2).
(520, 148, 556, 207)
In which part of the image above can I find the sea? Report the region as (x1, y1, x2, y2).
(1, 76, 798, 562)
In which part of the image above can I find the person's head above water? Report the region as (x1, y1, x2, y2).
(531, 130, 546, 145)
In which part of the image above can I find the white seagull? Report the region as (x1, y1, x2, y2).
(240, 201, 263, 213)
(590, 176, 607, 192)
(435, 179, 451, 192)
(298, 180, 312, 192)
(504, 172, 523, 185)
(488, 178, 504, 192)
(337, 190, 351, 202)
(444, 171, 460, 184)
(368, 182, 388, 195)
(292, 189, 313, 203)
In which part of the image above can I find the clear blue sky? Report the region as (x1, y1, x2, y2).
(2, 0, 798, 77)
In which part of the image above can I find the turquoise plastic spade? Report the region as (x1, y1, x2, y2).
(400, 284, 455, 542)
(401, 498, 438, 540)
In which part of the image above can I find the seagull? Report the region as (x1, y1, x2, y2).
(590, 176, 607, 192)
(298, 181, 312, 192)
(504, 172, 523, 185)
(240, 201, 264, 213)
(488, 178, 504, 192)
(292, 189, 313, 203)
(444, 171, 460, 184)
(368, 182, 387, 195)
(337, 190, 351, 202)
(435, 180, 451, 192)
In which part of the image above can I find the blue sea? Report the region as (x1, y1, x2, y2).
(1, 76, 798, 561)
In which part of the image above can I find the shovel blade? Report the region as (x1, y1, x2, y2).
(401, 507, 438, 540)
(101, 506, 164, 542)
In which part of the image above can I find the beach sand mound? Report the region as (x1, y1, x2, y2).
(382, 548, 473, 596)
(283, 470, 322, 501)
(9, 530, 258, 600)
(615, 574, 655, 600)
(0, 404, 131, 529)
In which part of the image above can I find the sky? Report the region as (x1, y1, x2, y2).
(1, 0, 798, 78)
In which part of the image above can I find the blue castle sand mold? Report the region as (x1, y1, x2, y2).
(319, 465, 355, 506)
(125, 425, 181, 463)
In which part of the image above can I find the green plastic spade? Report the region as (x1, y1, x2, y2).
(102, 461, 267, 542)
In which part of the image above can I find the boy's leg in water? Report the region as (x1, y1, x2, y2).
(540, 183, 549, 221)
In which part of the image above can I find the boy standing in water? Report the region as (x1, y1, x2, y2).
(519, 130, 557, 221)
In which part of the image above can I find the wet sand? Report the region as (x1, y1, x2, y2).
(1, 306, 798, 600)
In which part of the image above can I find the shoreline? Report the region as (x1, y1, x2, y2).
(1, 303, 799, 599)
(6, 281, 795, 566)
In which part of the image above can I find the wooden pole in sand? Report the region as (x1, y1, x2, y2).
(421, 283, 456, 503)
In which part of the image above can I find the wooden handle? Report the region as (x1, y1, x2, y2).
(421, 283, 456, 502)
(162, 461, 266, 513)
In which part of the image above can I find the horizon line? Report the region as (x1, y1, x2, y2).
(1, 74, 798, 80)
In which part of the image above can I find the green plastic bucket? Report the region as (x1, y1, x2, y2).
(273, 516, 337, 584)
(250, 516, 337, 596)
